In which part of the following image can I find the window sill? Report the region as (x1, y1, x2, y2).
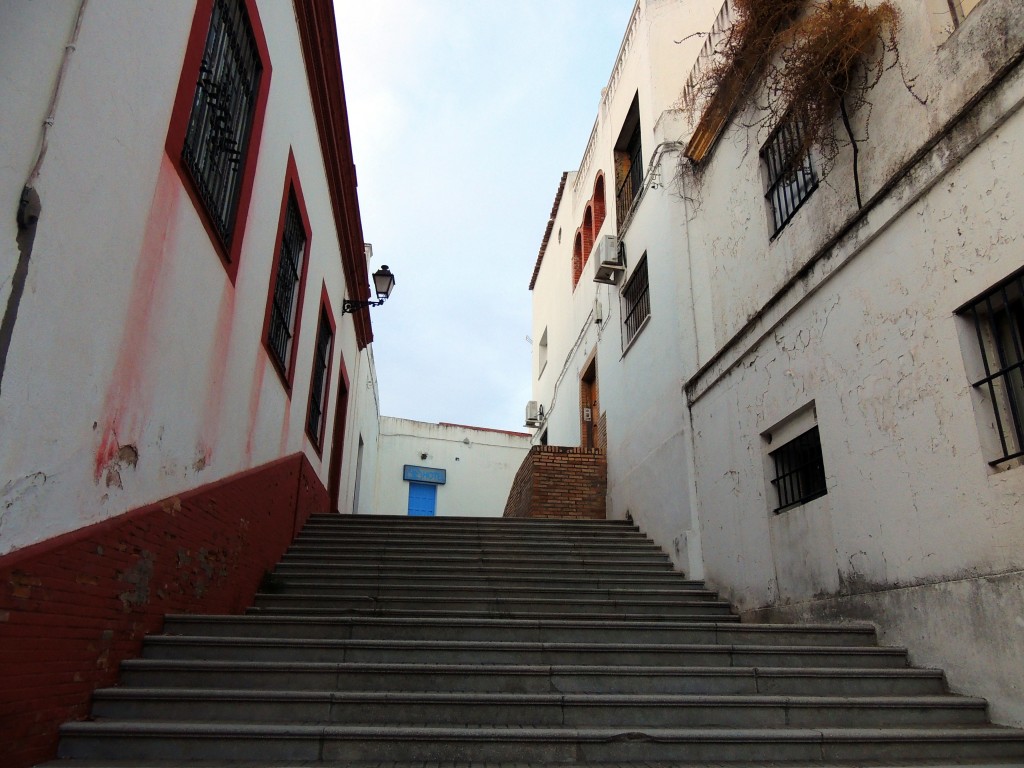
(620, 314, 651, 359)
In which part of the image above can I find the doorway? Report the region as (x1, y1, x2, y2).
(407, 482, 437, 516)
(580, 355, 600, 450)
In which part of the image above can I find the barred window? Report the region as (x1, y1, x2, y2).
(307, 308, 334, 448)
(762, 117, 818, 237)
(621, 254, 650, 347)
(267, 191, 306, 375)
(959, 272, 1024, 465)
(182, 0, 263, 248)
(770, 426, 827, 513)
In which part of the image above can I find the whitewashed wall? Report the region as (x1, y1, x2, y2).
(528, 0, 1024, 725)
(0, 0, 379, 554)
(683, 0, 1024, 726)
(529, 0, 720, 571)
(373, 418, 531, 517)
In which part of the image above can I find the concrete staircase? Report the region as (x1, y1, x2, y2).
(52, 514, 1024, 765)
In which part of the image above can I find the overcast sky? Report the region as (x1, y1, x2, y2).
(333, 1, 634, 433)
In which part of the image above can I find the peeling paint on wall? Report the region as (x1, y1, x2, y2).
(118, 549, 154, 610)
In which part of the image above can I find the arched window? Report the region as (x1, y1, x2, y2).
(593, 174, 606, 237)
(572, 231, 584, 288)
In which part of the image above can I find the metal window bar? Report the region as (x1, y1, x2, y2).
(616, 127, 644, 226)
(182, 0, 262, 248)
(770, 426, 827, 512)
(621, 257, 650, 345)
(763, 118, 818, 237)
(307, 311, 333, 445)
(965, 272, 1024, 464)
(267, 193, 305, 373)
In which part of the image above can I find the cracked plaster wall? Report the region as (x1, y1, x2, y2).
(689, 71, 1024, 727)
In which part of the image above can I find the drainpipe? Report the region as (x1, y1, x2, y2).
(0, 0, 88, 397)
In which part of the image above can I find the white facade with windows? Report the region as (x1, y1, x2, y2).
(529, 0, 1024, 725)
(0, 0, 383, 554)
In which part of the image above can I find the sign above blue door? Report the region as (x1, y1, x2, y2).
(403, 465, 446, 485)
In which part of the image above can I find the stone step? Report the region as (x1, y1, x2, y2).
(243, 605, 743, 623)
(262, 585, 720, 606)
(57, 722, 1024, 763)
(89, 689, 989, 728)
(283, 543, 670, 560)
(293, 530, 656, 545)
(248, 593, 737, 617)
(302, 514, 637, 530)
(290, 531, 660, 547)
(270, 560, 692, 581)
(279, 548, 674, 566)
(268, 565, 707, 590)
(117, 660, 950, 696)
(276, 552, 676, 571)
(161, 614, 879, 646)
(139, 636, 907, 668)
(260, 585, 716, 606)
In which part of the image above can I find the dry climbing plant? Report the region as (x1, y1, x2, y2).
(682, 0, 902, 209)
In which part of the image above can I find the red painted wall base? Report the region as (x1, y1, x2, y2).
(0, 452, 329, 768)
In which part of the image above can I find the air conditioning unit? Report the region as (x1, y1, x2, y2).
(593, 235, 625, 284)
(525, 400, 544, 428)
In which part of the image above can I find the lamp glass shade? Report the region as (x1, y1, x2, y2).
(373, 265, 395, 300)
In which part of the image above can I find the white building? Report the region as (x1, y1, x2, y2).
(0, 0, 384, 556)
(373, 418, 532, 518)
(529, 0, 1024, 725)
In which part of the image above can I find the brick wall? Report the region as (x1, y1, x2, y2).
(503, 445, 606, 519)
(0, 452, 328, 768)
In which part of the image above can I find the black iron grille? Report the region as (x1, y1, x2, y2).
(770, 425, 827, 513)
(762, 117, 818, 237)
(621, 255, 650, 346)
(961, 271, 1024, 465)
(267, 192, 305, 374)
(307, 310, 333, 446)
(182, 0, 262, 248)
(616, 126, 644, 226)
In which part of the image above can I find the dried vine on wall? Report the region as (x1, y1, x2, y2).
(684, 0, 902, 208)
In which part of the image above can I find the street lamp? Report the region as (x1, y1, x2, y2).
(342, 265, 396, 314)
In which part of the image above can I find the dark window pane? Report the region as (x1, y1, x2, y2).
(267, 192, 305, 373)
(182, 0, 262, 247)
(770, 426, 827, 512)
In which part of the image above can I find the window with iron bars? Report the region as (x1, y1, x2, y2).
(182, 0, 263, 249)
(959, 271, 1024, 466)
(769, 425, 827, 513)
(307, 308, 334, 448)
(762, 116, 818, 237)
(615, 125, 644, 227)
(620, 254, 650, 348)
(267, 191, 306, 377)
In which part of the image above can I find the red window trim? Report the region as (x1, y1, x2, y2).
(164, 0, 273, 283)
(305, 283, 337, 456)
(261, 150, 313, 392)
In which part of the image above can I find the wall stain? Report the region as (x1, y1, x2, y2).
(118, 549, 154, 610)
(94, 156, 181, 480)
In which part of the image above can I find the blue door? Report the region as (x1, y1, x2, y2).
(407, 482, 437, 516)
